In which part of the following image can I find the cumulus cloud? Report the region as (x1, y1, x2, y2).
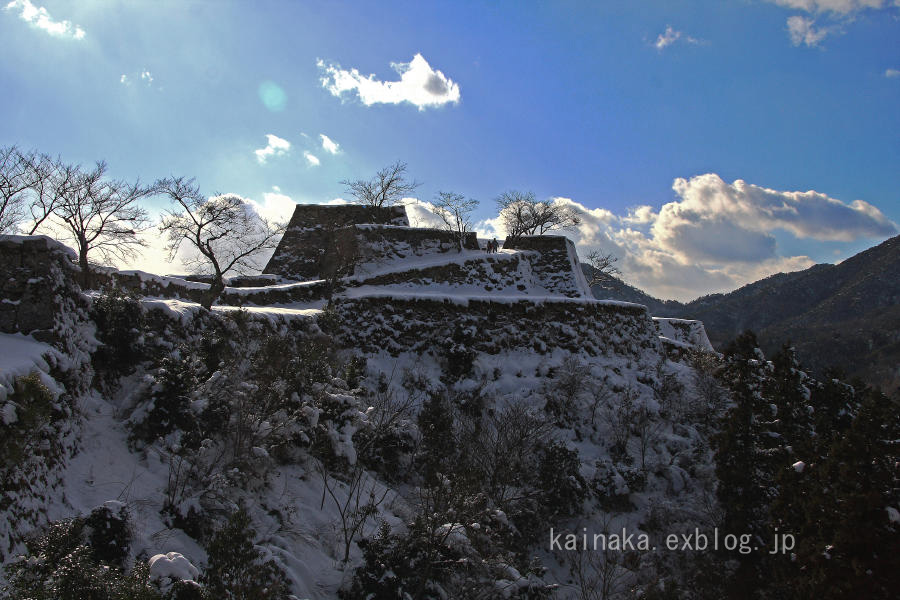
(254, 134, 291, 164)
(787, 16, 832, 46)
(248, 188, 297, 224)
(534, 175, 896, 301)
(320, 134, 341, 154)
(654, 26, 701, 50)
(318, 53, 461, 110)
(404, 199, 447, 229)
(886, 68, 900, 78)
(4, 0, 85, 39)
(303, 151, 320, 167)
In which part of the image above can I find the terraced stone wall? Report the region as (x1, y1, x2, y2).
(264, 205, 409, 280)
(332, 295, 660, 359)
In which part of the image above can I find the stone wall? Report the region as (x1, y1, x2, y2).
(0, 236, 80, 338)
(264, 205, 408, 280)
(332, 295, 659, 359)
(354, 225, 479, 273)
(502, 235, 589, 298)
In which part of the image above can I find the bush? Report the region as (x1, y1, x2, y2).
(91, 286, 146, 378)
(130, 352, 201, 445)
(537, 442, 587, 519)
(2, 508, 160, 600)
(202, 506, 288, 600)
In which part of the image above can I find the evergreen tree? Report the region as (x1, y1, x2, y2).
(714, 331, 777, 597)
(202, 506, 288, 600)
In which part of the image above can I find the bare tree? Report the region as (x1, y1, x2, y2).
(54, 161, 152, 286)
(155, 177, 286, 309)
(431, 191, 478, 251)
(585, 249, 621, 288)
(496, 189, 581, 242)
(0, 145, 31, 233)
(565, 516, 636, 600)
(23, 152, 79, 235)
(341, 160, 420, 210)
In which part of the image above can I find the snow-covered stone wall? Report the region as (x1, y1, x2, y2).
(0, 235, 80, 339)
(653, 317, 715, 352)
(502, 235, 592, 298)
(263, 205, 408, 280)
(332, 295, 660, 358)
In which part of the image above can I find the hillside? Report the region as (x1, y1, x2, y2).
(1, 223, 896, 598)
(588, 235, 900, 392)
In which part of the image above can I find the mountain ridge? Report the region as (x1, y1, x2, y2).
(586, 234, 900, 393)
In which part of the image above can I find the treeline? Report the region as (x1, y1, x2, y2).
(706, 332, 900, 599)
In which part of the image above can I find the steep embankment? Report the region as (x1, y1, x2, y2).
(1, 234, 722, 598)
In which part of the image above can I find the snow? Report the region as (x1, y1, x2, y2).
(140, 298, 324, 324)
(119, 270, 213, 290)
(342, 288, 646, 309)
(0, 333, 62, 400)
(653, 317, 715, 352)
(148, 552, 200, 583)
(0, 234, 78, 259)
(352, 247, 520, 280)
(564, 237, 595, 298)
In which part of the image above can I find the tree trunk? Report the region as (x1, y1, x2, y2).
(202, 276, 225, 310)
(79, 246, 91, 289)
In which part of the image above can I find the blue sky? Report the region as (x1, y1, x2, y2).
(2, 0, 899, 300)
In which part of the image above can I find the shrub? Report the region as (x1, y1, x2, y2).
(91, 286, 146, 377)
(202, 506, 288, 600)
(2, 508, 159, 600)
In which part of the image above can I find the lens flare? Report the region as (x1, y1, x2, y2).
(258, 81, 287, 112)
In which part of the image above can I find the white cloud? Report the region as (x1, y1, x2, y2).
(254, 134, 291, 164)
(320, 134, 341, 154)
(654, 26, 701, 50)
(140, 70, 153, 84)
(248, 189, 297, 224)
(537, 175, 896, 301)
(4, 0, 85, 39)
(303, 151, 320, 167)
(404, 199, 447, 229)
(622, 205, 658, 225)
(886, 68, 900, 78)
(768, 0, 898, 46)
(318, 53, 461, 111)
(787, 16, 831, 46)
(120, 74, 129, 85)
(769, 0, 890, 14)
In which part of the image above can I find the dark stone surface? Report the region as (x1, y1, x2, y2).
(332, 295, 658, 358)
(0, 236, 79, 335)
(502, 235, 584, 297)
(264, 205, 408, 280)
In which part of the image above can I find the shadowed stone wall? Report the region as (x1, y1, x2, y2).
(502, 235, 586, 298)
(264, 205, 409, 280)
(332, 295, 659, 358)
(0, 236, 80, 338)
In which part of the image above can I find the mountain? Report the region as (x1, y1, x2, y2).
(587, 234, 900, 393)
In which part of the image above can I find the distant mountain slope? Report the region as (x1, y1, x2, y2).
(585, 235, 900, 392)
